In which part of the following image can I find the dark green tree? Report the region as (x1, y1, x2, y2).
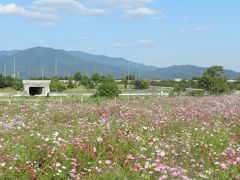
(234, 77, 240, 90)
(0, 74, 23, 90)
(50, 77, 67, 92)
(173, 81, 186, 93)
(134, 80, 150, 90)
(12, 78, 23, 91)
(81, 75, 94, 89)
(95, 76, 120, 98)
(73, 72, 83, 81)
(67, 80, 75, 89)
(199, 66, 229, 94)
(126, 75, 135, 80)
(0, 74, 4, 88)
(91, 73, 102, 84)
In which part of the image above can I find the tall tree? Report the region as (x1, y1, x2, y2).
(95, 76, 120, 98)
(199, 66, 229, 94)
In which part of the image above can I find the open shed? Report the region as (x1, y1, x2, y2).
(23, 80, 51, 96)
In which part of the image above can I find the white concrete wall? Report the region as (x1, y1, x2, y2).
(23, 80, 51, 96)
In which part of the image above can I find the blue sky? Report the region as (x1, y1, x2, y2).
(0, 0, 240, 71)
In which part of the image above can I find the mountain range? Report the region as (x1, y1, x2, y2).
(0, 47, 239, 80)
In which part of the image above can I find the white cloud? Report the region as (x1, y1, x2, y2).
(177, 28, 188, 34)
(177, 26, 212, 35)
(92, 0, 159, 19)
(137, 39, 155, 45)
(92, 0, 153, 7)
(113, 39, 155, 47)
(193, 26, 212, 32)
(113, 43, 135, 47)
(124, 7, 155, 18)
(149, 13, 169, 20)
(179, 16, 192, 20)
(34, 0, 109, 15)
(38, 22, 56, 27)
(0, 0, 165, 24)
(0, 3, 57, 22)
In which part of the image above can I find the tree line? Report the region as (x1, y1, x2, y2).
(1, 66, 240, 97)
(0, 74, 23, 90)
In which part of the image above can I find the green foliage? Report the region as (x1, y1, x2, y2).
(186, 90, 205, 97)
(91, 73, 102, 84)
(12, 78, 24, 91)
(67, 80, 75, 89)
(120, 75, 135, 88)
(73, 72, 95, 89)
(234, 77, 240, 90)
(157, 80, 177, 87)
(50, 77, 67, 92)
(73, 72, 83, 81)
(173, 81, 186, 93)
(81, 75, 94, 89)
(120, 77, 127, 88)
(199, 66, 229, 94)
(95, 76, 120, 98)
(0, 74, 23, 90)
(236, 77, 240, 83)
(157, 80, 201, 89)
(31, 76, 50, 80)
(126, 75, 135, 80)
(134, 80, 150, 89)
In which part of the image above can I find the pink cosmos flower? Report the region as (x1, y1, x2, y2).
(220, 163, 227, 169)
(159, 175, 168, 180)
(105, 160, 112, 165)
(31, 172, 37, 179)
(96, 137, 103, 142)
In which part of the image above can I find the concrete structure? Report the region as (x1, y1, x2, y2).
(234, 91, 240, 96)
(23, 80, 51, 96)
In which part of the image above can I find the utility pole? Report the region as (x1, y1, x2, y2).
(55, 59, 58, 76)
(4, 64, 6, 77)
(13, 58, 16, 78)
(42, 65, 44, 80)
(127, 67, 130, 89)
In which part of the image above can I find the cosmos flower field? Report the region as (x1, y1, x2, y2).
(0, 96, 239, 179)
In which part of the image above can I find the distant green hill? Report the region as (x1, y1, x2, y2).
(151, 65, 240, 80)
(0, 47, 239, 80)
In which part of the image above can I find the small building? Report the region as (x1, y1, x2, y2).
(23, 80, 51, 96)
(174, 78, 182, 82)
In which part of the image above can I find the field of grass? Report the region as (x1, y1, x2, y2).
(0, 87, 16, 92)
(63, 84, 174, 94)
(0, 96, 239, 179)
